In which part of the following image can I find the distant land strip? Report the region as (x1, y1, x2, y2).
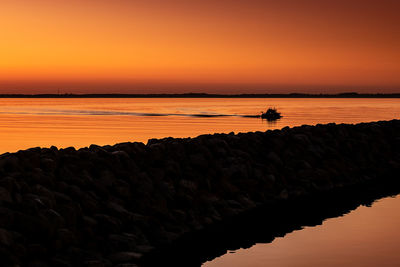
(0, 92, 400, 98)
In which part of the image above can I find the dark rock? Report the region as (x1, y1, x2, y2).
(41, 157, 57, 172)
(54, 228, 77, 250)
(0, 186, 12, 204)
(0, 120, 398, 265)
(0, 155, 20, 172)
(108, 252, 142, 263)
(108, 234, 138, 251)
(0, 207, 14, 228)
(28, 260, 51, 267)
(266, 151, 283, 166)
(50, 257, 74, 267)
(94, 214, 122, 233)
(27, 243, 48, 258)
(0, 228, 14, 247)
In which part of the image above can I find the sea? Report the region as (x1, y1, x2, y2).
(0, 98, 398, 153)
(0, 97, 399, 266)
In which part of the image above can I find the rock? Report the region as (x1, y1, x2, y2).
(62, 147, 76, 154)
(179, 179, 197, 192)
(108, 252, 142, 263)
(0, 155, 20, 172)
(266, 151, 283, 166)
(94, 214, 122, 233)
(28, 260, 51, 267)
(55, 228, 77, 250)
(189, 153, 208, 170)
(83, 260, 109, 267)
(41, 158, 57, 172)
(107, 202, 130, 218)
(83, 216, 98, 227)
(108, 234, 137, 251)
(111, 150, 130, 159)
(0, 120, 397, 265)
(27, 243, 48, 257)
(13, 212, 51, 240)
(0, 207, 14, 228)
(53, 191, 73, 205)
(0, 228, 14, 246)
(44, 209, 65, 229)
(50, 257, 74, 267)
(279, 189, 289, 200)
(266, 174, 276, 183)
(99, 170, 116, 187)
(134, 245, 154, 253)
(0, 186, 12, 203)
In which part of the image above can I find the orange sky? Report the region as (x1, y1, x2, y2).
(1, 0, 399, 94)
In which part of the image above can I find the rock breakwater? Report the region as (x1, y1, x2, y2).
(0, 120, 399, 266)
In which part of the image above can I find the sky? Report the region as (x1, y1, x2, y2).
(0, 0, 399, 94)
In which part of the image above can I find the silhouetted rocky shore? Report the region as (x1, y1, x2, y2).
(0, 120, 399, 266)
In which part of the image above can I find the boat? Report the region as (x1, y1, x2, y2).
(261, 108, 282, 121)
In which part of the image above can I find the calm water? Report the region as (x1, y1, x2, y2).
(203, 194, 400, 267)
(0, 98, 398, 153)
(1, 98, 399, 265)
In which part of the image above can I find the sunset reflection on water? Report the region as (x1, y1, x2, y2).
(0, 98, 398, 153)
(203, 194, 400, 267)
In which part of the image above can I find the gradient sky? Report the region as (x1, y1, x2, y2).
(1, 0, 399, 94)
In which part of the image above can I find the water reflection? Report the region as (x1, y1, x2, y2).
(0, 98, 399, 153)
(141, 183, 400, 267)
(263, 119, 280, 127)
(204, 192, 400, 267)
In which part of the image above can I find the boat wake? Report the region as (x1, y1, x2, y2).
(0, 109, 263, 118)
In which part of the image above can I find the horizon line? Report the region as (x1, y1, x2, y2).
(0, 92, 399, 98)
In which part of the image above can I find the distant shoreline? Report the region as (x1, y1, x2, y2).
(0, 92, 399, 98)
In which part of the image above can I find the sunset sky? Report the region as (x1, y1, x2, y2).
(1, 0, 399, 94)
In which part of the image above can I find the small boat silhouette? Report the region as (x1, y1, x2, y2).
(261, 108, 282, 121)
